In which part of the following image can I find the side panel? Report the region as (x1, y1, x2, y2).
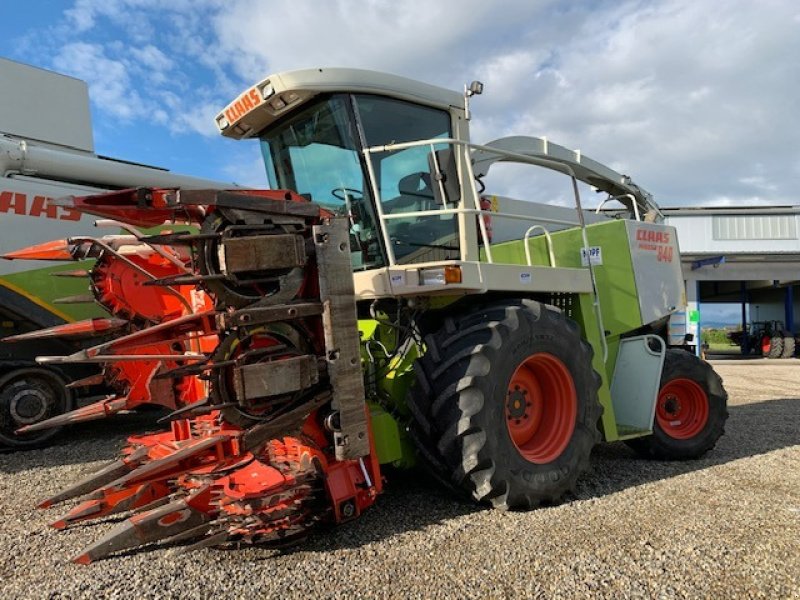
(0, 177, 102, 277)
(494, 219, 684, 335)
(625, 221, 684, 324)
(492, 219, 643, 337)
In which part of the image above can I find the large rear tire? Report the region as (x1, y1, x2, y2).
(407, 300, 602, 510)
(0, 367, 72, 449)
(626, 349, 727, 460)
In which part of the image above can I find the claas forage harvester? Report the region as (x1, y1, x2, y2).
(3, 69, 727, 562)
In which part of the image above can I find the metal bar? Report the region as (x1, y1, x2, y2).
(463, 143, 493, 263)
(362, 151, 397, 266)
(379, 207, 579, 227)
(523, 225, 555, 267)
(174, 190, 321, 218)
(37, 354, 206, 363)
(94, 219, 191, 272)
(227, 302, 324, 328)
(314, 219, 369, 459)
(571, 175, 608, 363)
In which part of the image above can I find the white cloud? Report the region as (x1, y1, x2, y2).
(34, 0, 800, 207)
(52, 42, 148, 121)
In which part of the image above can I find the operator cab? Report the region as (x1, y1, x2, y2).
(215, 68, 470, 272)
(259, 94, 459, 270)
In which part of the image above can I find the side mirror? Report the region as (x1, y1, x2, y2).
(427, 148, 460, 206)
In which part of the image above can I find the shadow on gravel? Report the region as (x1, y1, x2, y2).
(261, 467, 483, 559)
(1, 398, 798, 557)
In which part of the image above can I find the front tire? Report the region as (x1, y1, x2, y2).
(626, 349, 727, 460)
(407, 300, 602, 510)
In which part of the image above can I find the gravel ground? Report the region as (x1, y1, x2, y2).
(1, 361, 798, 599)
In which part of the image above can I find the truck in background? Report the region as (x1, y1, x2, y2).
(0, 58, 235, 448)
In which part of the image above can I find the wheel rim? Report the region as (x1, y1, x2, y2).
(505, 353, 577, 464)
(0, 369, 69, 445)
(9, 383, 51, 424)
(761, 335, 771, 354)
(655, 378, 709, 440)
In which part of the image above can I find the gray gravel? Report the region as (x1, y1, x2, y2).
(1, 361, 798, 599)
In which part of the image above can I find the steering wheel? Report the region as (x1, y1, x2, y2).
(331, 187, 364, 202)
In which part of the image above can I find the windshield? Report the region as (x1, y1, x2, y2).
(259, 93, 457, 270)
(260, 95, 384, 270)
(260, 95, 363, 209)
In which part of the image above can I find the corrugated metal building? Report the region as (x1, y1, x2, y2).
(663, 206, 800, 352)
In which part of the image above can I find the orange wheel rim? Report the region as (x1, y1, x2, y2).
(505, 353, 577, 464)
(655, 378, 709, 439)
(761, 335, 771, 354)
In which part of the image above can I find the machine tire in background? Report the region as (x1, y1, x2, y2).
(763, 334, 783, 359)
(407, 299, 602, 510)
(780, 332, 795, 358)
(0, 367, 73, 449)
(626, 349, 727, 460)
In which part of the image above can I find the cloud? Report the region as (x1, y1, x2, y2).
(52, 42, 149, 121)
(18, 0, 800, 207)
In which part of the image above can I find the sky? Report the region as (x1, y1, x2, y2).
(1, 0, 799, 209)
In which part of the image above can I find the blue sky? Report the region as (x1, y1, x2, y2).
(2, 0, 799, 206)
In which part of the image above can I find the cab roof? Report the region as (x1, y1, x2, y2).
(216, 68, 465, 139)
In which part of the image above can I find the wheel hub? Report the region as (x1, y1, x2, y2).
(506, 387, 529, 420)
(662, 395, 680, 415)
(10, 387, 50, 424)
(655, 378, 709, 440)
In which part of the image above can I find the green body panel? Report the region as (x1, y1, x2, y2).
(359, 318, 418, 467)
(573, 293, 620, 441)
(490, 219, 644, 338)
(368, 402, 404, 464)
(0, 260, 101, 324)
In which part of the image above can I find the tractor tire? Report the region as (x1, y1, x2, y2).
(626, 349, 727, 460)
(0, 367, 72, 449)
(779, 332, 795, 358)
(765, 334, 784, 359)
(407, 299, 602, 510)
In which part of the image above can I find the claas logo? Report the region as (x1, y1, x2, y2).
(635, 228, 671, 244)
(223, 87, 263, 125)
(0, 191, 81, 221)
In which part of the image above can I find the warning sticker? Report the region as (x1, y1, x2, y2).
(580, 247, 603, 266)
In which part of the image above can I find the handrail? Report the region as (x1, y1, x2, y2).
(362, 136, 609, 362)
(523, 225, 555, 267)
(595, 193, 641, 221)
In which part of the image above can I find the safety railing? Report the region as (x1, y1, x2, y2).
(362, 137, 585, 267)
(362, 136, 609, 362)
